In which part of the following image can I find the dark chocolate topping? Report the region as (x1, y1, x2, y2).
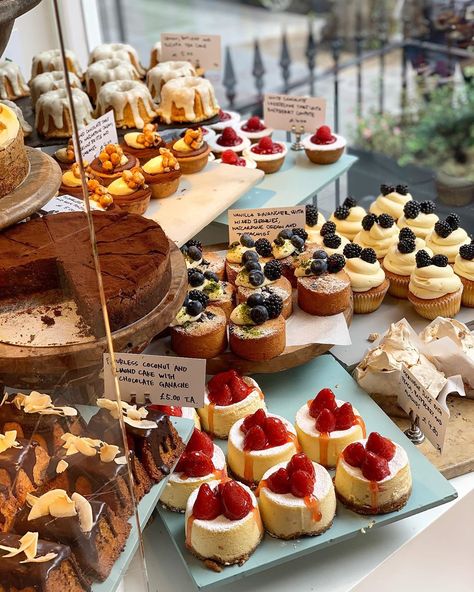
(0, 436, 38, 484)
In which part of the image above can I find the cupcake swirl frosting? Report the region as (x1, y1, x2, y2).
(353, 224, 399, 258)
(370, 190, 412, 220)
(383, 239, 429, 277)
(329, 206, 366, 241)
(425, 227, 470, 263)
(409, 264, 462, 299)
(397, 212, 439, 240)
(454, 253, 474, 281)
(345, 258, 386, 292)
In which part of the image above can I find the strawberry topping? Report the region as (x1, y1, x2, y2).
(315, 408, 336, 433)
(208, 383, 233, 406)
(361, 450, 390, 481)
(251, 136, 283, 155)
(221, 149, 239, 164)
(217, 127, 242, 147)
(311, 125, 336, 145)
(241, 410, 291, 450)
(243, 425, 268, 451)
(218, 109, 232, 122)
(180, 451, 214, 478)
(343, 442, 366, 468)
(366, 432, 396, 461)
(242, 116, 266, 132)
(193, 483, 222, 520)
(221, 480, 253, 520)
(266, 467, 291, 494)
(287, 452, 315, 479)
(264, 416, 289, 446)
(241, 408, 266, 433)
(208, 370, 254, 406)
(309, 388, 338, 418)
(147, 404, 183, 417)
(290, 469, 315, 498)
(334, 402, 357, 430)
(186, 428, 214, 457)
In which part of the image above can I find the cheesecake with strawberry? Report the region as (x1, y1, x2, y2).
(227, 409, 300, 485)
(335, 432, 412, 514)
(147, 404, 201, 429)
(210, 126, 251, 156)
(160, 428, 227, 512)
(198, 370, 266, 438)
(243, 136, 287, 174)
(216, 148, 257, 169)
(238, 115, 273, 143)
(295, 388, 366, 468)
(185, 480, 263, 565)
(257, 453, 336, 539)
(303, 125, 346, 165)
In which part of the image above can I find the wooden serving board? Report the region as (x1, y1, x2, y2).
(0, 240, 187, 390)
(0, 147, 61, 230)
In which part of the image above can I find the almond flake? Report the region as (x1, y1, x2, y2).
(72, 493, 93, 533)
(21, 552, 58, 563)
(56, 460, 69, 474)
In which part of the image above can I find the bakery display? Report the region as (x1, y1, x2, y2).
(185, 480, 263, 565)
(353, 213, 399, 259)
(85, 58, 140, 101)
(344, 245, 389, 313)
(408, 250, 463, 319)
(242, 136, 287, 174)
(160, 428, 227, 512)
(369, 184, 413, 220)
(95, 80, 157, 129)
(396, 199, 439, 239)
(454, 242, 474, 307)
(0, 102, 29, 199)
(257, 453, 336, 538)
(334, 432, 412, 514)
(29, 70, 82, 106)
(157, 76, 220, 124)
(89, 43, 145, 77)
(295, 388, 365, 467)
(147, 60, 196, 102)
(238, 115, 273, 143)
(198, 370, 266, 438)
(0, 61, 29, 101)
(424, 213, 471, 263)
(329, 197, 367, 241)
(170, 127, 210, 174)
(227, 409, 300, 484)
(302, 125, 346, 164)
(121, 123, 165, 163)
(31, 49, 82, 80)
(35, 88, 93, 138)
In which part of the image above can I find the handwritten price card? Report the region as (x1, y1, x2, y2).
(161, 34, 221, 70)
(264, 94, 326, 132)
(103, 353, 206, 407)
(398, 366, 450, 452)
(74, 111, 118, 163)
(228, 206, 305, 242)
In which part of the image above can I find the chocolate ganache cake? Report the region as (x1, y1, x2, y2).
(0, 211, 171, 333)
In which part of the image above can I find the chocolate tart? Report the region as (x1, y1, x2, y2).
(169, 141, 211, 175)
(108, 185, 151, 215)
(89, 152, 139, 186)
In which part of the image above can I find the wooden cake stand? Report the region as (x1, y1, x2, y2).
(0, 240, 187, 390)
(0, 147, 61, 230)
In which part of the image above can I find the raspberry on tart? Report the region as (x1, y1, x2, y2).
(185, 479, 263, 565)
(303, 125, 347, 165)
(211, 126, 251, 155)
(310, 125, 336, 145)
(335, 433, 412, 515)
(227, 409, 300, 484)
(198, 370, 266, 439)
(217, 148, 257, 169)
(257, 453, 336, 539)
(243, 136, 288, 174)
(295, 388, 366, 468)
(239, 115, 273, 143)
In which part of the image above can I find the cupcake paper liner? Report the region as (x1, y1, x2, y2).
(408, 288, 463, 320)
(384, 269, 410, 299)
(353, 279, 389, 314)
(460, 276, 474, 308)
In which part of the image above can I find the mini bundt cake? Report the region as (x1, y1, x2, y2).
(30, 70, 82, 105)
(0, 102, 29, 198)
(157, 76, 220, 124)
(0, 61, 29, 100)
(85, 58, 139, 101)
(89, 42, 145, 76)
(35, 87, 93, 138)
(95, 79, 157, 129)
(149, 41, 161, 68)
(146, 60, 196, 102)
(31, 49, 82, 80)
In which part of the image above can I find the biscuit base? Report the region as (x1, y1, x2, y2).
(186, 531, 263, 567)
(336, 487, 411, 515)
(265, 517, 334, 540)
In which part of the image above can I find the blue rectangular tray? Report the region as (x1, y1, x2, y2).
(152, 355, 457, 590)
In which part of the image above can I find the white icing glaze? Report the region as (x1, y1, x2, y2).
(0, 61, 29, 100)
(85, 59, 139, 96)
(29, 71, 82, 105)
(89, 43, 145, 76)
(35, 88, 93, 134)
(95, 80, 157, 129)
(31, 49, 82, 80)
(146, 61, 196, 102)
(0, 100, 32, 135)
(149, 41, 161, 67)
(158, 76, 219, 124)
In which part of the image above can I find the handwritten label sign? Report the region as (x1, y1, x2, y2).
(161, 33, 221, 70)
(103, 353, 206, 408)
(398, 366, 450, 452)
(264, 94, 326, 133)
(228, 206, 305, 242)
(40, 194, 101, 215)
(74, 111, 118, 163)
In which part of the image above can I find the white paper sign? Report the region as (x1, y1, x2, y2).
(398, 366, 450, 452)
(74, 111, 118, 163)
(103, 353, 206, 408)
(228, 206, 305, 242)
(40, 194, 86, 214)
(161, 33, 221, 70)
(264, 94, 326, 132)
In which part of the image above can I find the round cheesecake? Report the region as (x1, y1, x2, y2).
(335, 437, 412, 514)
(160, 443, 226, 512)
(185, 480, 263, 565)
(198, 376, 266, 438)
(295, 397, 365, 468)
(227, 413, 300, 484)
(258, 460, 336, 539)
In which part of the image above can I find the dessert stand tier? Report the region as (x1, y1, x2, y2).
(0, 240, 187, 390)
(0, 147, 62, 230)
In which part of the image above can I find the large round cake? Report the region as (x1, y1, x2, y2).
(0, 102, 29, 198)
(0, 211, 171, 333)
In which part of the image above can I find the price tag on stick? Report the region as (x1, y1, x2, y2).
(228, 206, 305, 242)
(264, 94, 326, 133)
(103, 353, 206, 408)
(161, 33, 221, 71)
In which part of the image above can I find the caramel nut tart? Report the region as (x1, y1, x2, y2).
(90, 143, 139, 187)
(142, 147, 181, 198)
(107, 167, 151, 215)
(120, 123, 165, 164)
(170, 127, 211, 174)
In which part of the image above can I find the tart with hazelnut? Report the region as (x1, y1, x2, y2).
(53, 138, 76, 171)
(107, 168, 151, 215)
(303, 125, 346, 165)
(243, 136, 287, 174)
(87, 178, 115, 210)
(210, 126, 251, 156)
(90, 143, 139, 186)
(170, 127, 211, 174)
(121, 123, 165, 164)
(58, 162, 88, 198)
(142, 148, 181, 198)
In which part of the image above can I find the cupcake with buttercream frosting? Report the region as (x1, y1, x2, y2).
(397, 200, 439, 240)
(344, 246, 389, 313)
(454, 242, 474, 307)
(353, 213, 399, 260)
(424, 213, 470, 263)
(329, 196, 366, 241)
(305, 204, 326, 244)
(408, 250, 463, 319)
(369, 183, 413, 220)
(318, 222, 350, 255)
